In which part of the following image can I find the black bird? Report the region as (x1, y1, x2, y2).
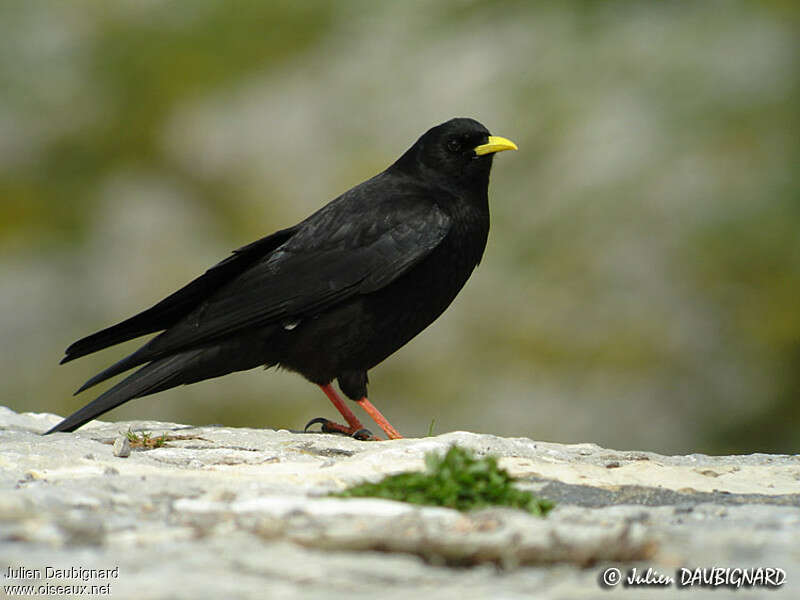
(46, 118, 517, 440)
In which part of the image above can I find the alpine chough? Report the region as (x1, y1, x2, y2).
(46, 118, 517, 439)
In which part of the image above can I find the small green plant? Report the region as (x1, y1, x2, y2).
(124, 429, 169, 449)
(125, 428, 144, 444)
(426, 418, 437, 437)
(334, 445, 554, 516)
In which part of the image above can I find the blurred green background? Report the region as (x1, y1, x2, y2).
(1, 1, 798, 454)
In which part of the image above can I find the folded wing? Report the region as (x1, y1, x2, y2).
(71, 186, 452, 393)
(61, 225, 300, 364)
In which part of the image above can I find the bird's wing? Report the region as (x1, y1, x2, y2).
(61, 225, 300, 364)
(143, 195, 451, 358)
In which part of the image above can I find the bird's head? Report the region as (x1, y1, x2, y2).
(392, 118, 517, 189)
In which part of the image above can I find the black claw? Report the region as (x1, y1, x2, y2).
(304, 417, 330, 432)
(351, 428, 373, 441)
(304, 418, 373, 439)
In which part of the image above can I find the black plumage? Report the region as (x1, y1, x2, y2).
(46, 117, 517, 439)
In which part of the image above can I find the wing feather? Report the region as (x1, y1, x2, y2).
(146, 196, 451, 358)
(61, 225, 299, 363)
(74, 178, 453, 387)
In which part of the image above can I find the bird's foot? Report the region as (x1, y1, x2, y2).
(304, 417, 379, 441)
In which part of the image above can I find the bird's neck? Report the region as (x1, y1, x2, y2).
(389, 161, 493, 210)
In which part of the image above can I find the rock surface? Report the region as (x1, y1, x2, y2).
(1, 406, 798, 599)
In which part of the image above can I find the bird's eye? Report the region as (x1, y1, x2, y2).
(447, 139, 462, 153)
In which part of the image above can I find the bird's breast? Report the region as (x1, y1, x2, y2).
(346, 208, 489, 366)
(277, 201, 490, 380)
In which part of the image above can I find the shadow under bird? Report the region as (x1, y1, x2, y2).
(46, 117, 517, 440)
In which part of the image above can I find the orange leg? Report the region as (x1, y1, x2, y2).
(306, 384, 379, 440)
(319, 384, 365, 431)
(357, 396, 403, 439)
(306, 384, 403, 440)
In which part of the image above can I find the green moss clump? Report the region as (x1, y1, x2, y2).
(334, 445, 554, 516)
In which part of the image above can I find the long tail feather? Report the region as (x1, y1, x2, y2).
(47, 334, 275, 435)
(46, 350, 205, 434)
(61, 226, 298, 364)
(73, 344, 156, 395)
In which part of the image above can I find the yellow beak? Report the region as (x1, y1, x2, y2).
(473, 135, 518, 156)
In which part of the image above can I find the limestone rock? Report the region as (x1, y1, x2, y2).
(0, 406, 797, 599)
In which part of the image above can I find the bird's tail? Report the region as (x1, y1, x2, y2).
(60, 225, 299, 365)
(45, 341, 269, 434)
